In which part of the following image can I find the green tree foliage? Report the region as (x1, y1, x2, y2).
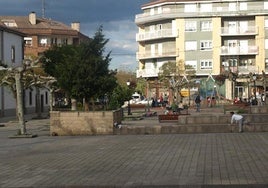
(41, 26, 117, 110)
(108, 85, 130, 110)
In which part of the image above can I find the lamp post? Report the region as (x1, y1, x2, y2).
(252, 73, 257, 105)
(126, 80, 132, 115)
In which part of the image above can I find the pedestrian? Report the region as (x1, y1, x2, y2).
(195, 94, 201, 112)
(230, 111, 244, 133)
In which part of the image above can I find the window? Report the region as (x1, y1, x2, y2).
(185, 21, 197, 32)
(61, 38, 68, 45)
(184, 4, 196, 12)
(185, 61, 197, 70)
(240, 2, 247, 10)
(29, 91, 32, 106)
(45, 92, 48, 105)
(24, 37, 32, 46)
(201, 21, 212, 31)
(51, 38, 57, 45)
(156, 24, 162, 30)
(200, 60, 212, 70)
(11, 46, 15, 63)
(157, 6, 162, 14)
(265, 59, 268, 70)
(265, 20, 268, 29)
(228, 59, 238, 67)
(185, 41, 197, 51)
(39, 37, 48, 46)
(265, 39, 268, 49)
(229, 3, 236, 11)
(150, 8, 154, 15)
(200, 3, 212, 12)
(265, 2, 268, 9)
(200, 41, 212, 51)
(2, 19, 17, 27)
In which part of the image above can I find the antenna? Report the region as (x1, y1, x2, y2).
(42, 0, 45, 18)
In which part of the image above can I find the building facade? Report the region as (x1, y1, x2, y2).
(0, 12, 90, 117)
(0, 12, 90, 60)
(135, 0, 268, 103)
(0, 24, 26, 116)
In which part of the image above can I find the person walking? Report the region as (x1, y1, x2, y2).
(195, 94, 201, 112)
(230, 111, 244, 133)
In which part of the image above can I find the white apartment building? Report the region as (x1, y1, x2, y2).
(0, 24, 49, 117)
(135, 0, 268, 103)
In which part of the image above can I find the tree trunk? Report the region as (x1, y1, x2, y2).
(36, 87, 42, 118)
(91, 97, 95, 111)
(15, 73, 26, 135)
(84, 99, 89, 111)
(49, 89, 54, 111)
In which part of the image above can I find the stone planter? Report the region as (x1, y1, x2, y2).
(50, 109, 122, 136)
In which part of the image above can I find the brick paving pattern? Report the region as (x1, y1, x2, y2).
(0, 112, 268, 187)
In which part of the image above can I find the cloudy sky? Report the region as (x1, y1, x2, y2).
(0, 0, 150, 71)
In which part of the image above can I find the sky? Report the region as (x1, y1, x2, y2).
(0, 0, 150, 72)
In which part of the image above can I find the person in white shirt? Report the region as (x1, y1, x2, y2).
(230, 111, 244, 133)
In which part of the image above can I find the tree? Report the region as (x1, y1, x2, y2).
(41, 26, 117, 110)
(0, 63, 55, 135)
(158, 60, 196, 104)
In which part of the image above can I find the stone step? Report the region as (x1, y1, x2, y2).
(114, 123, 268, 135)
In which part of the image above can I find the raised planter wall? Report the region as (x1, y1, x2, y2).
(50, 110, 122, 136)
(178, 114, 268, 125)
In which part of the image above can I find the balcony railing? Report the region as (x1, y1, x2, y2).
(221, 26, 258, 36)
(221, 46, 258, 55)
(238, 65, 258, 74)
(136, 51, 178, 60)
(136, 69, 159, 78)
(223, 65, 258, 74)
(136, 29, 178, 42)
(135, 5, 268, 24)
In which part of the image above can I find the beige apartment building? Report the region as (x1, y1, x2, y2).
(135, 0, 268, 104)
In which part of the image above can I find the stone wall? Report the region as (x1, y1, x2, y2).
(50, 110, 122, 136)
(178, 114, 268, 125)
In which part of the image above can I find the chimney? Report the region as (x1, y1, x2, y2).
(71, 22, 80, 32)
(29, 12, 36, 25)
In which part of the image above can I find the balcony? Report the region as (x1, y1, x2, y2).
(238, 65, 258, 74)
(136, 69, 159, 78)
(136, 51, 178, 60)
(223, 65, 258, 74)
(221, 46, 258, 55)
(136, 29, 178, 42)
(135, 5, 268, 24)
(221, 26, 258, 36)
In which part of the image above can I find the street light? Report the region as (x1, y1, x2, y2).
(252, 73, 257, 105)
(126, 80, 132, 115)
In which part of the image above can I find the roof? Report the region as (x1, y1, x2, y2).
(0, 22, 26, 37)
(0, 15, 88, 38)
(142, 0, 231, 8)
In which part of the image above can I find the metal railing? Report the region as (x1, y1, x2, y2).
(136, 29, 178, 41)
(221, 46, 258, 55)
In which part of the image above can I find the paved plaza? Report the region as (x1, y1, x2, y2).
(0, 114, 268, 187)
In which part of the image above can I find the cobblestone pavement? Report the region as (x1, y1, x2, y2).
(0, 114, 268, 187)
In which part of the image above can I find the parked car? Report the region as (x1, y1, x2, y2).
(136, 98, 152, 106)
(131, 92, 142, 103)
